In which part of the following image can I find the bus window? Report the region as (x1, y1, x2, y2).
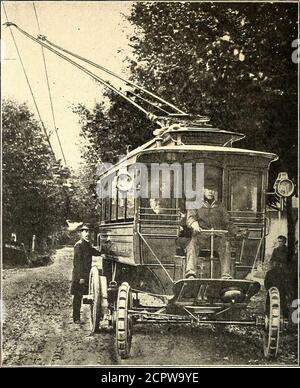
(101, 198, 105, 223)
(230, 172, 260, 212)
(118, 190, 126, 220)
(105, 196, 111, 222)
(96, 200, 102, 221)
(101, 178, 111, 222)
(126, 189, 135, 219)
(140, 162, 176, 219)
(204, 167, 222, 202)
(111, 177, 117, 221)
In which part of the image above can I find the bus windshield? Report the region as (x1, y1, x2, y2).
(230, 171, 261, 212)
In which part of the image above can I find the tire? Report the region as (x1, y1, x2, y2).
(263, 287, 282, 359)
(89, 266, 108, 333)
(115, 282, 133, 359)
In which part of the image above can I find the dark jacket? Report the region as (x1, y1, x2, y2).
(290, 252, 298, 278)
(186, 200, 238, 236)
(71, 239, 101, 295)
(270, 246, 288, 267)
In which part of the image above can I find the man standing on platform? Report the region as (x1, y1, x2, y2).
(265, 235, 289, 317)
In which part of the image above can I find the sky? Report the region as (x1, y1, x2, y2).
(1, 1, 135, 168)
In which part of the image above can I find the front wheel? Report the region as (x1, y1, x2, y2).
(115, 282, 133, 359)
(89, 266, 108, 333)
(263, 287, 282, 359)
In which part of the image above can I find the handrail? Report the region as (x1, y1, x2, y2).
(194, 229, 229, 237)
(250, 236, 264, 276)
(140, 207, 179, 211)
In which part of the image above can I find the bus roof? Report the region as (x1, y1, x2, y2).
(98, 140, 278, 178)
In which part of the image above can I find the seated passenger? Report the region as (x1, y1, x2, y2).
(185, 181, 238, 279)
(145, 198, 172, 220)
(149, 198, 164, 215)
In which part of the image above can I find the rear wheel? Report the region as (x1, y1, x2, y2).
(263, 287, 282, 359)
(115, 282, 133, 359)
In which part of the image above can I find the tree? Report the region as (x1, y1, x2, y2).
(75, 2, 298, 253)
(127, 2, 298, 182)
(73, 97, 155, 164)
(67, 160, 99, 226)
(2, 99, 70, 248)
(76, 2, 297, 181)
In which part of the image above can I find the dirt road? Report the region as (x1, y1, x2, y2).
(2, 247, 298, 366)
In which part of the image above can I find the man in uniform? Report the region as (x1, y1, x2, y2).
(289, 240, 298, 301)
(185, 181, 239, 279)
(71, 224, 102, 324)
(264, 235, 289, 317)
(269, 235, 288, 269)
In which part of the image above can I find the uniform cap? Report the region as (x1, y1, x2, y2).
(80, 224, 91, 231)
(204, 179, 218, 189)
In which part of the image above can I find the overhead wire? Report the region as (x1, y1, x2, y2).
(38, 36, 187, 115)
(4, 20, 108, 170)
(3, 21, 211, 172)
(32, 2, 67, 165)
(1, 3, 55, 158)
(3, 23, 155, 120)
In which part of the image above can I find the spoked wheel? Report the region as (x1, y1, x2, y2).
(115, 282, 133, 359)
(263, 287, 282, 359)
(89, 266, 108, 333)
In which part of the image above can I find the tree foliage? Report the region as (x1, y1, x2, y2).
(2, 99, 71, 247)
(67, 160, 99, 225)
(73, 96, 155, 164)
(76, 2, 298, 186)
(128, 1, 297, 183)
